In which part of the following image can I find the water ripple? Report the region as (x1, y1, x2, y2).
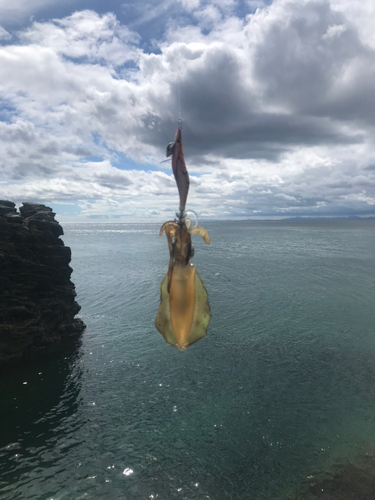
(1, 221, 375, 499)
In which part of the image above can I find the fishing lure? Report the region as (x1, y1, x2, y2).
(155, 125, 211, 350)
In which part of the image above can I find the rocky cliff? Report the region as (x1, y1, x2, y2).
(0, 201, 85, 367)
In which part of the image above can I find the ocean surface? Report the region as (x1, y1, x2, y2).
(1, 220, 375, 500)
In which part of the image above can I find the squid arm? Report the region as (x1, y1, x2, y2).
(189, 226, 210, 244)
(159, 221, 178, 256)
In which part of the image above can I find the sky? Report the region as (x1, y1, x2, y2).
(0, 0, 375, 222)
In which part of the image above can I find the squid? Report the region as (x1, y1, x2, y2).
(155, 125, 211, 350)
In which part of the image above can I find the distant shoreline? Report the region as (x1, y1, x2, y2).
(60, 217, 375, 224)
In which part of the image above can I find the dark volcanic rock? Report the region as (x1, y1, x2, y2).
(0, 201, 17, 217)
(0, 201, 85, 367)
(0, 200, 16, 208)
(19, 202, 53, 219)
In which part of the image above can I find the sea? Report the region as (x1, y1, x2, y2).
(1, 220, 375, 500)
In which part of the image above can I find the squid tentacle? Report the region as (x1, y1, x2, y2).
(159, 221, 178, 238)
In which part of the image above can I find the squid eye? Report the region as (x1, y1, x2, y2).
(166, 142, 174, 157)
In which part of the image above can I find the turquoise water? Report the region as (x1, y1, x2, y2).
(1, 221, 375, 499)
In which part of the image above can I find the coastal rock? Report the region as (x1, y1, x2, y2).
(0, 201, 85, 367)
(0, 200, 17, 217)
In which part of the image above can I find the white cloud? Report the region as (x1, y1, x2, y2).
(0, 0, 60, 23)
(331, 0, 375, 49)
(0, 1, 375, 220)
(322, 24, 347, 41)
(127, 0, 175, 28)
(179, 0, 200, 12)
(194, 5, 222, 28)
(0, 25, 11, 39)
(20, 10, 140, 66)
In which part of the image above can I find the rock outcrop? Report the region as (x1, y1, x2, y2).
(0, 201, 85, 367)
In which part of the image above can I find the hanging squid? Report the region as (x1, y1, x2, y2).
(155, 125, 211, 350)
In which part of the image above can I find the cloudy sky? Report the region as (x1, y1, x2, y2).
(0, 0, 375, 221)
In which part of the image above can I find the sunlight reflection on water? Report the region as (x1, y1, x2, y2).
(1, 221, 375, 499)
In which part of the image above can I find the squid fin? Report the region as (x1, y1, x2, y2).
(155, 268, 211, 350)
(185, 271, 211, 347)
(155, 273, 177, 348)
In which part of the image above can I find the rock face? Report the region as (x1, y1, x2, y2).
(0, 201, 85, 367)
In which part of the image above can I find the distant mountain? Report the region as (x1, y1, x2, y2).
(200, 216, 375, 222)
(280, 216, 375, 221)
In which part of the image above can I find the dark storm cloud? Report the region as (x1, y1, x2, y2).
(314, 63, 375, 125)
(125, 0, 375, 169)
(252, 0, 375, 126)
(135, 44, 364, 163)
(180, 113, 363, 162)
